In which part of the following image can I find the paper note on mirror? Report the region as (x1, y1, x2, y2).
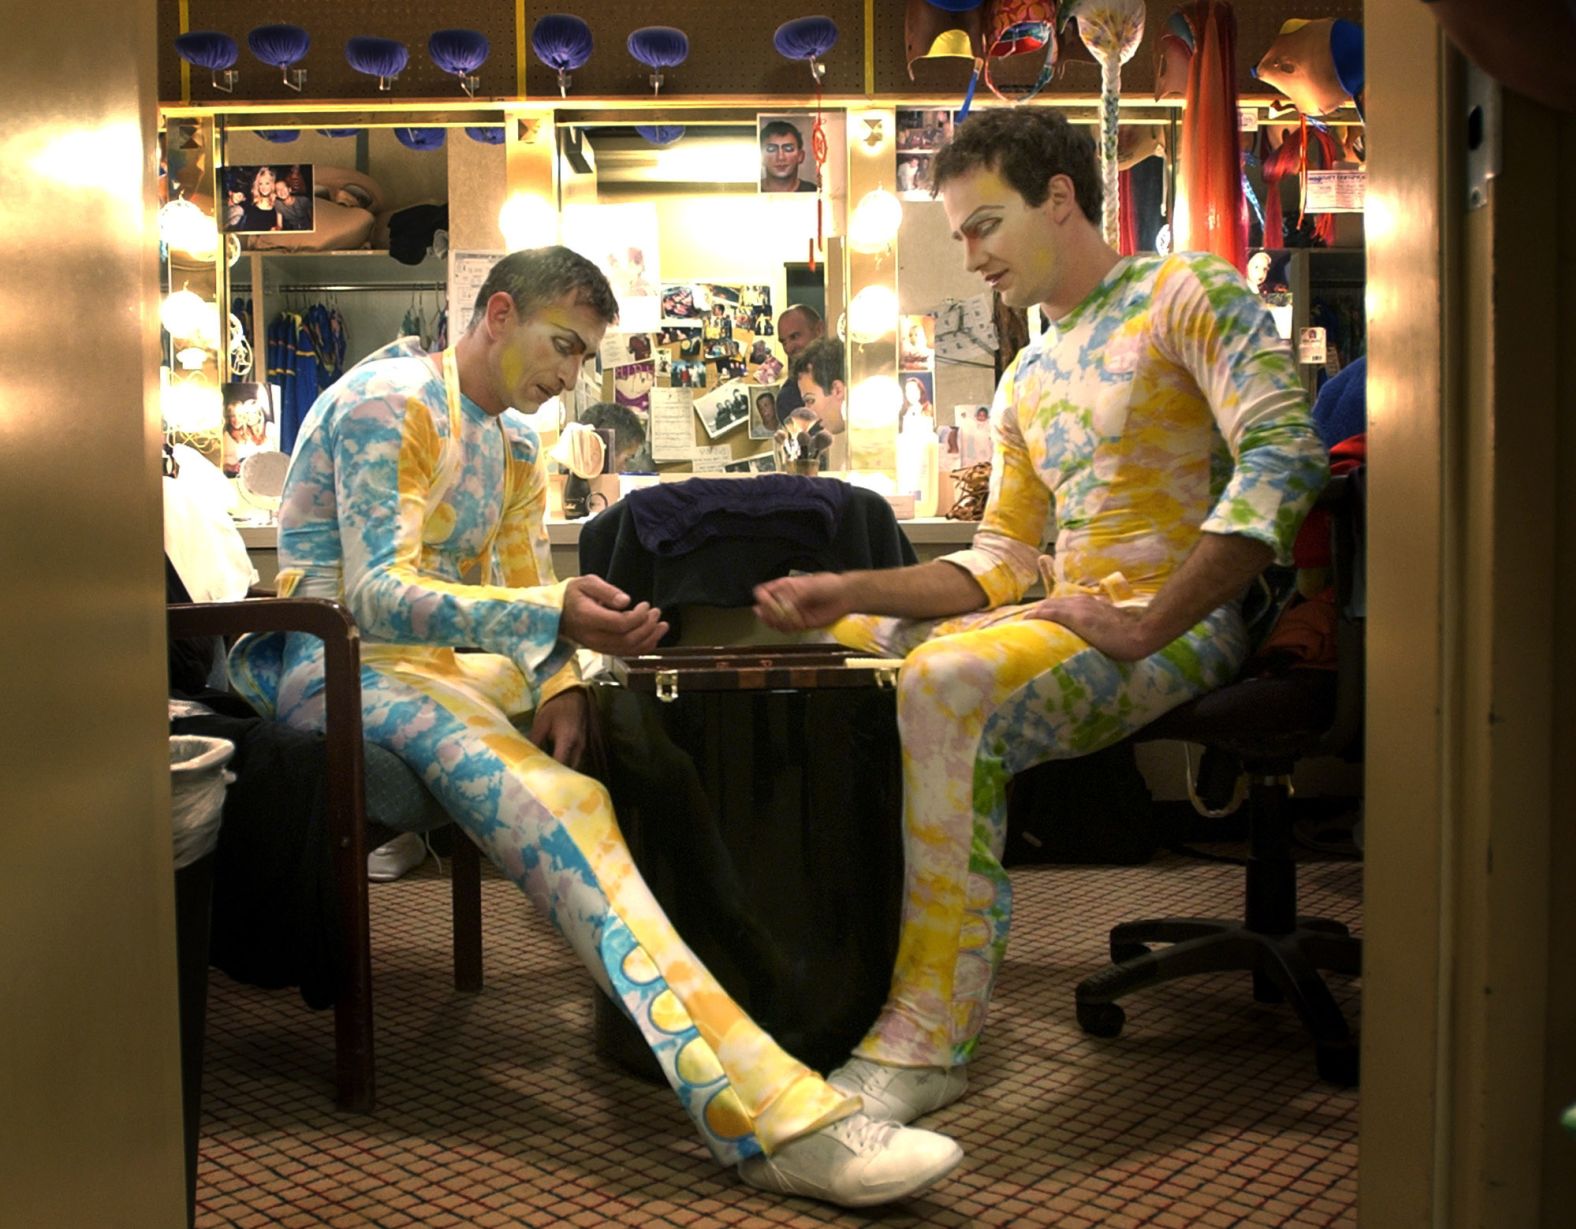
(934, 293, 997, 363)
(649, 387, 696, 462)
(691, 446, 732, 473)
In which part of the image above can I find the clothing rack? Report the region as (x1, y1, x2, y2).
(231, 281, 447, 294)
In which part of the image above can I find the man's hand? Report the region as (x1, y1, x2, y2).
(753, 573, 853, 633)
(529, 688, 590, 768)
(1027, 595, 1164, 662)
(560, 575, 668, 656)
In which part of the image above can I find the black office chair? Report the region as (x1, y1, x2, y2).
(1074, 468, 1366, 1086)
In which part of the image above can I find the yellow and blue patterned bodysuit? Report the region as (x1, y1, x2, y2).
(833, 253, 1329, 1068)
(231, 340, 856, 1163)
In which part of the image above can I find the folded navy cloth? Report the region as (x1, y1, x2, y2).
(625, 474, 851, 557)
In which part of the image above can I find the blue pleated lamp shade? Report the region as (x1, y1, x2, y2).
(247, 23, 310, 70)
(636, 125, 685, 147)
(256, 129, 300, 143)
(316, 129, 361, 138)
(772, 16, 839, 62)
(531, 14, 594, 72)
(394, 127, 447, 151)
(626, 26, 690, 69)
(465, 126, 506, 145)
(174, 31, 238, 71)
(429, 28, 491, 75)
(345, 36, 409, 83)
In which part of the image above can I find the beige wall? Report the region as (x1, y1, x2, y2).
(0, 1, 187, 1224)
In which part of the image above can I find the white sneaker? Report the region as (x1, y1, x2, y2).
(367, 832, 427, 882)
(827, 1057, 969, 1124)
(737, 1111, 962, 1208)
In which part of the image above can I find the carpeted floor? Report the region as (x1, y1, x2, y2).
(196, 848, 1361, 1228)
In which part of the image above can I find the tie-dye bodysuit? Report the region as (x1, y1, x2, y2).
(833, 253, 1329, 1068)
(229, 340, 855, 1163)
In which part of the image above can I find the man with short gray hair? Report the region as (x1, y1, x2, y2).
(230, 246, 962, 1209)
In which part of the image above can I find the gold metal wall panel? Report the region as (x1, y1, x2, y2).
(167, 0, 521, 104)
(520, 1, 867, 98)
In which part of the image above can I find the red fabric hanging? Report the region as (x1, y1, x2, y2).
(1260, 122, 1339, 246)
(1177, 0, 1247, 271)
(1118, 167, 1138, 256)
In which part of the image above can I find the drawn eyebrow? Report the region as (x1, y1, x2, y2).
(952, 206, 1002, 240)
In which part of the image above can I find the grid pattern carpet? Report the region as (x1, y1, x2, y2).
(196, 848, 1361, 1228)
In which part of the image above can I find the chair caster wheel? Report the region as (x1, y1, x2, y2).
(1111, 941, 1148, 964)
(1077, 1000, 1126, 1038)
(1316, 1042, 1359, 1087)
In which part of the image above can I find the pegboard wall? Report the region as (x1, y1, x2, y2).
(161, 1, 1364, 106)
(520, 1, 867, 98)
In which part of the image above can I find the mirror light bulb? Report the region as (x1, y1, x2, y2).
(848, 188, 903, 254)
(498, 193, 559, 248)
(847, 284, 898, 344)
(160, 289, 209, 340)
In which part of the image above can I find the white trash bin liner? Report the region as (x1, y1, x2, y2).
(170, 734, 235, 870)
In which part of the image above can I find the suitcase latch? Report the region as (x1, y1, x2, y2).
(847, 657, 903, 689)
(655, 669, 679, 703)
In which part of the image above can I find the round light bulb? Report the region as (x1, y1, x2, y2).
(498, 193, 558, 249)
(850, 374, 903, 427)
(848, 188, 903, 254)
(162, 379, 222, 432)
(846, 284, 898, 344)
(160, 288, 209, 340)
(158, 198, 218, 258)
(174, 346, 209, 371)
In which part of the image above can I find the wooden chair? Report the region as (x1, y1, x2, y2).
(168, 596, 484, 1111)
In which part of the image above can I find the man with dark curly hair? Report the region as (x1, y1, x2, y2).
(756, 108, 1328, 1125)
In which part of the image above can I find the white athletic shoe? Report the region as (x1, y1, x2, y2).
(366, 832, 427, 882)
(737, 1111, 962, 1208)
(827, 1057, 969, 1124)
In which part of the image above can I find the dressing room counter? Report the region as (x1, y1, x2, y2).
(239, 517, 982, 590)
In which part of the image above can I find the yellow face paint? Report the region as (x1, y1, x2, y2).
(488, 295, 608, 414)
(940, 165, 1062, 311)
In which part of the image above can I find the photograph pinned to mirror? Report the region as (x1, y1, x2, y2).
(758, 114, 820, 194)
(661, 283, 704, 321)
(748, 382, 786, 439)
(670, 359, 707, 389)
(895, 108, 956, 152)
(896, 153, 935, 200)
(613, 361, 655, 413)
(599, 331, 655, 368)
(724, 450, 778, 474)
(657, 325, 702, 356)
(901, 372, 937, 431)
(221, 164, 315, 233)
(563, 202, 661, 331)
(900, 314, 936, 371)
(693, 379, 753, 440)
(220, 382, 276, 477)
(955, 402, 993, 470)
